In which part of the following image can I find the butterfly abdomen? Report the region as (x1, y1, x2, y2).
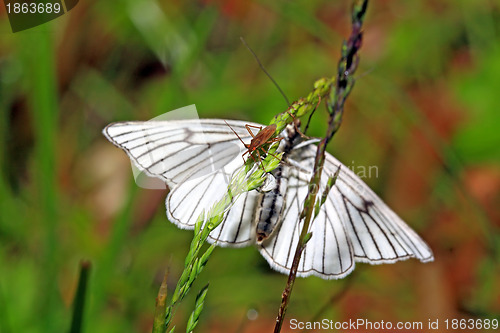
(255, 166, 289, 244)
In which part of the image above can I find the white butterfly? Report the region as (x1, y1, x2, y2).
(103, 118, 433, 279)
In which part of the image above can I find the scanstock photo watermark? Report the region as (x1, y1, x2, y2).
(3, 0, 79, 32)
(289, 318, 499, 331)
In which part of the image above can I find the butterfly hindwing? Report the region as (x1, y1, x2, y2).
(258, 150, 355, 279)
(325, 152, 434, 263)
(258, 144, 433, 279)
(166, 161, 258, 247)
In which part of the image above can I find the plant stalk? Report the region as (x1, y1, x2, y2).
(273, 1, 368, 332)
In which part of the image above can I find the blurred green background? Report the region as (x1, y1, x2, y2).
(1, 0, 499, 332)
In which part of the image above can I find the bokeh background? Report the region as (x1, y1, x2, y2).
(1, 1, 499, 332)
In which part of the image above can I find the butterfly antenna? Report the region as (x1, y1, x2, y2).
(240, 37, 290, 107)
(224, 120, 247, 147)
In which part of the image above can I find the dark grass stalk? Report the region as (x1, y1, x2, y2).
(20, 28, 60, 333)
(69, 261, 92, 333)
(273, 1, 368, 332)
(0, 281, 12, 333)
(0, 52, 18, 285)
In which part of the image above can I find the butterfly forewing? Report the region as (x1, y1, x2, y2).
(103, 119, 255, 186)
(103, 118, 433, 280)
(104, 119, 268, 246)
